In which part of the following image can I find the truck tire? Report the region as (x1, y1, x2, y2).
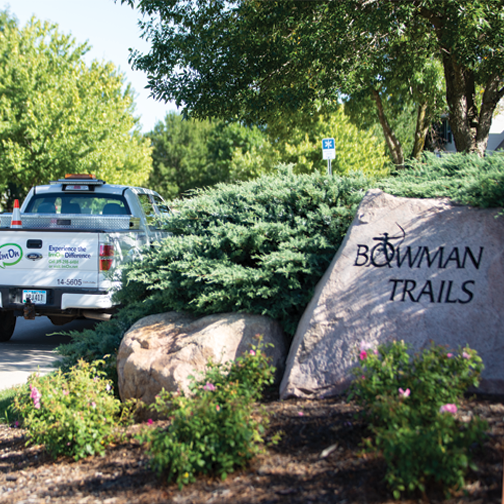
(0, 310, 16, 342)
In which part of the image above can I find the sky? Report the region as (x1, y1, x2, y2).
(7, 0, 178, 133)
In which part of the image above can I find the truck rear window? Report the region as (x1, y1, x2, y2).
(25, 194, 130, 215)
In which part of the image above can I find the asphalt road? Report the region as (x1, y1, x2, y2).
(0, 316, 98, 391)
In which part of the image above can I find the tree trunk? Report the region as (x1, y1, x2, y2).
(443, 53, 504, 155)
(442, 52, 479, 153)
(411, 101, 430, 159)
(371, 89, 404, 168)
(475, 75, 504, 155)
(417, 6, 504, 156)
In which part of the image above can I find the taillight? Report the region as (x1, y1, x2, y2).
(99, 244, 114, 271)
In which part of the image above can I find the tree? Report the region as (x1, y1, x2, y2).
(148, 112, 272, 199)
(147, 113, 214, 200)
(269, 107, 388, 178)
(416, 2, 504, 155)
(344, 53, 446, 165)
(121, 0, 503, 160)
(149, 107, 387, 200)
(0, 13, 152, 209)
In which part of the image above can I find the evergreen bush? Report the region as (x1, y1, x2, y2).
(379, 151, 504, 207)
(115, 166, 370, 336)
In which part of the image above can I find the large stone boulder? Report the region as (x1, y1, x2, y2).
(117, 311, 287, 405)
(280, 189, 504, 399)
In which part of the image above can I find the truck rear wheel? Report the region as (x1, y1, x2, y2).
(0, 310, 16, 342)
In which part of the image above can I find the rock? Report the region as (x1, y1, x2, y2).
(117, 311, 287, 404)
(280, 189, 504, 399)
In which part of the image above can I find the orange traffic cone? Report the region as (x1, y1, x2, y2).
(11, 199, 22, 228)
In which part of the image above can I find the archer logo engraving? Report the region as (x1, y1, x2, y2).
(353, 227, 483, 304)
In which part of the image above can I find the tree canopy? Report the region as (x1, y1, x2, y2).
(148, 108, 387, 200)
(147, 113, 269, 199)
(268, 107, 388, 178)
(121, 0, 504, 161)
(0, 13, 152, 209)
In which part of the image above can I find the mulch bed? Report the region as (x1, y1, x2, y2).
(0, 393, 503, 504)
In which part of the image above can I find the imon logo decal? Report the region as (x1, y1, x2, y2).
(0, 243, 23, 268)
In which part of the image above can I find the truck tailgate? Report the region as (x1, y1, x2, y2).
(0, 231, 99, 290)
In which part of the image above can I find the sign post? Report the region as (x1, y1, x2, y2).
(322, 138, 335, 175)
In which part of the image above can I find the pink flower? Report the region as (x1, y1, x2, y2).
(203, 382, 216, 392)
(440, 404, 458, 414)
(361, 375, 366, 380)
(360, 341, 373, 352)
(62, 389, 69, 396)
(249, 350, 256, 356)
(447, 353, 453, 358)
(298, 411, 304, 416)
(462, 352, 470, 359)
(359, 341, 378, 359)
(29, 385, 41, 409)
(147, 419, 154, 425)
(29, 384, 40, 400)
(216, 405, 221, 412)
(14, 421, 19, 428)
(398, 387, 410, 398)
(91, 402, 96, 408)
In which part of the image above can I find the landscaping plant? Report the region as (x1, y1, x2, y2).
(349, 340, 487, 499)
(138, 338, 278, 488)
(115, 166, 370, 338)
(0, 385, 22, 424)
(379, 151, 504, 208)
(12, 359, 122, 460)
(55, 167, 369, 372)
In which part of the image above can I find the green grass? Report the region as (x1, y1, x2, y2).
(0, 385, 24, 424)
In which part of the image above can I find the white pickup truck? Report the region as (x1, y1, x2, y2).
(0, 174, 171, 341)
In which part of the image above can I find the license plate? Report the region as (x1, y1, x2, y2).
(23, 290, 47, 304)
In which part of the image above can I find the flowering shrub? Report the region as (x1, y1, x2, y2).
(138, 338, 277, 488)
(191, 338, 276, 402)
(349, 340, 487, 499)
(13, 360, 121, 460)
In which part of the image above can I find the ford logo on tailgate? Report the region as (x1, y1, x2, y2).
(27, 253, 43, 261)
